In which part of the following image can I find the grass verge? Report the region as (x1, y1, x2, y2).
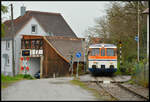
(70, 79, 103, 101)
(1, 74, 35, 89)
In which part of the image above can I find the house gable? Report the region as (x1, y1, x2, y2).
(18, 17, 48, 37)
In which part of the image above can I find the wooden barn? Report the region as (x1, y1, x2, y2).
(21, 35, 85, 78)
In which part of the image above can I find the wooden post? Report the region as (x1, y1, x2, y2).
(40, 56, 43, 78)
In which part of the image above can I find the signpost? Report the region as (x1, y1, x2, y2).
(76, 51, 81, 78)
(134, 35, 139, 62)
(70, 55, 74, 77)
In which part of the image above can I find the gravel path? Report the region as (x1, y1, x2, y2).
(1, 77, 98, 101)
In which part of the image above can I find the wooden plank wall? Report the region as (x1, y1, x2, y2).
(42, 39, 70, 78)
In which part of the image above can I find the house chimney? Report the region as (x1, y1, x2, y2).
(20, 6, 26, 16)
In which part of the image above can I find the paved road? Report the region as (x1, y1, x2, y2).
(1, 77, 98, 101)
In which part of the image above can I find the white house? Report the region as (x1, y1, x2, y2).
(1, 38, 13, 76)
(1, 6, 77, 76)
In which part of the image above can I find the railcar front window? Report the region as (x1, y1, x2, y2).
(91, 48, 99, 56)
(101, 48, 105, 56)
(107, 48, 115, 56)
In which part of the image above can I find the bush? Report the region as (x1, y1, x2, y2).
(132, 60, 149, 88)
(23, 74, 34, 79)
(114, 67, 122, 75)
(119, 60, 138, 75)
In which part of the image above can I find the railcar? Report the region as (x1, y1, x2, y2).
(88, 44, 117, 75)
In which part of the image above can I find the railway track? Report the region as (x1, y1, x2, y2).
(94, 77, 148, 101)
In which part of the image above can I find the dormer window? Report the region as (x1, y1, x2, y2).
(31, 25, 37, 34)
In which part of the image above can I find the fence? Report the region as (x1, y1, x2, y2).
(132, 63, 149, 88)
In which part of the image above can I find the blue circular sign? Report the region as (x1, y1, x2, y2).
(134, 36, 138, 42)
(76, 52, 81, 58)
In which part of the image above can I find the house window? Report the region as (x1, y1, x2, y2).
(6, 40, 10, 50)
(31, 25, 37, 33)
(7, 57, 10, 65)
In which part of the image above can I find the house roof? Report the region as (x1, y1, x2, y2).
(3, 10, 77, 38)
(143, 8, 149, 14)
(44, 36, 85, 62)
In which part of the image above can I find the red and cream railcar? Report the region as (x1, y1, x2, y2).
(88, 44, 117, 75)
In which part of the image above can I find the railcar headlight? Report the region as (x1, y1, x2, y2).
(93, 62, 98, 64)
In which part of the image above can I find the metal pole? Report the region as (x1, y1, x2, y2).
(147, 12, 149, 68)
(137, 1, 140, 62)
(76, 59, 79, 78)
(11, 4, 15, 76)
(71, 61, 73, 77)
(82, 39, 86, 73)
(120, 45, 122, 65)
(119, 41, 122, 65)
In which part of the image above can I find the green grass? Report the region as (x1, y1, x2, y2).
(1, 74, 35, 88)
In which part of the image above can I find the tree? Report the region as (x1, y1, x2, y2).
(1, 5, 8, 37)
(84, 1, 148, 62)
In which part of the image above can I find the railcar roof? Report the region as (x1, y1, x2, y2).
(89, 44, 117, 48)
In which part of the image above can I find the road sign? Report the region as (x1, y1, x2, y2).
(22, 50, 30, 56)
(22, 60, 28, 67)
(76, 52, 81, 58)
(20, 57, 30, 73)
(26, 66, 29, 71)
(135, 36, 138, 42)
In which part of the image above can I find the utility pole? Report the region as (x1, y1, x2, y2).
(137, 1, 140, 62)
(146, 9, 149, 67)
(11, 4, 15, 76)
(82, 38, 86, 73)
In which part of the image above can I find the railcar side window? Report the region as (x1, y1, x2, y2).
(107, 48, 115, 56)
(91, 48, 99, 56)
(101, 48, 105, 56)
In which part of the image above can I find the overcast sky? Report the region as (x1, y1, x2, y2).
(2, 1, 111, 38)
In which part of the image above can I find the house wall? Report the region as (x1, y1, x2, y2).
(14, 17, 48, 75)
(43, 39, 70, 78)
(1, 40, 13, 76)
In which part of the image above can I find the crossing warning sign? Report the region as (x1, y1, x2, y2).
(20, 57, 30, 73)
